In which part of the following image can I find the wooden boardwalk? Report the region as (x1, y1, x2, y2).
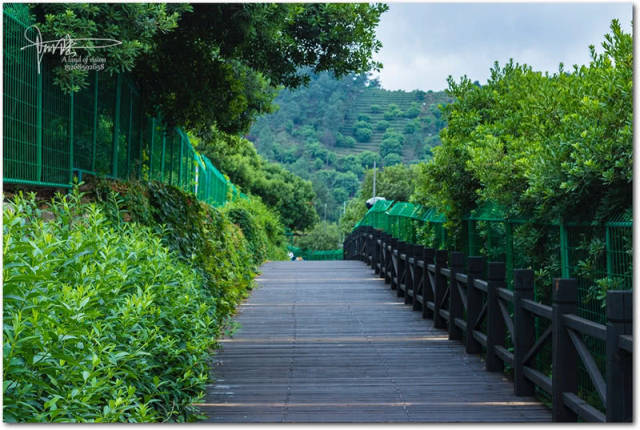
(197, 261, 551, 422)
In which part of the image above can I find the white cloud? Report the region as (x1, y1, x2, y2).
(372, 2, 632, 91)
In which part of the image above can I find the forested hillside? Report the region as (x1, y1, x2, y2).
(248, 72, 450, 222)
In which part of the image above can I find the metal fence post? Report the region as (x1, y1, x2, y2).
(605, 290, 632, 422)
(160, 130, 166, 182)
(486, 262, 506, 372)
(69, 91, 74, 183)
(448, 251, 465, 340)
(513, 269, 535, 396)
(36, 63, 43, 182)
(552, 278, 578, 422)
(111, 74, 121, 178)
(559, 221, 570, 278)
(465, 256, 485, 354)
(91, 71, 98, 172)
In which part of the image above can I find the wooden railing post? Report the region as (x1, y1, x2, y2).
(410, 245, 422, 311)
(397, 241, 408, 298)
(409, 244, 423, 306)
(486, 262, 506, 372)
(606, 290, 632, 422)
(465, 256, 484, 354)
(367, 227, 373, 266)
(372, 229, 380, 273)
(513, 269, 535, 396)
(433, 250, 448, 329)
(448, 251, 465, 341)
(383, 234, 391, 284)
(552, 278, 578, 422)
(421, 247, 435, 318)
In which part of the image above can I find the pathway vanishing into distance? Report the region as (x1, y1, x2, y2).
(197, 261, 551, 423)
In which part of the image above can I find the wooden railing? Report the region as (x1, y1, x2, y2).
(343, 226, 632, 422)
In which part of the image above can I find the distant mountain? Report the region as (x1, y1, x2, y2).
(247, 72, 450, 222)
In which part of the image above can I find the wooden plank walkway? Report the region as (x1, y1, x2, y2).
(197, 260, 551, 422)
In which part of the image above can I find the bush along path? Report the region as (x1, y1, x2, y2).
(3, 181, 287, 422)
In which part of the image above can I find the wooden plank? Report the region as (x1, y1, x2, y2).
(523, 366, 552, 394)
(520, 298, 552, 320)
(200, 261, 551, 423)
(494, 345, 514, 366)
(563, 314, 606, 341)
(567, 329, 606, 404)
(619, 334, 633, 353)
(472, 330, 488, 347)
(474, 279, 488, 293)
(562, 392, 606, 422)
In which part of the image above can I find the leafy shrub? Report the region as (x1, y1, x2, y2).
(354, 120, 372, 130)
(95, 179, 255, 317)
(383, 103, 402, 120)
(380, 138, 403, 158)
(223, 195, 287, 263)
(354, 127, 372, 142)
(335, 133, 356, 148)
(357, 114, 371, 122)
(383, 153, 403, 166)
(375, 120, 390, 131)
(295, 221, 342, 251)
(370, 104, 382, 113)
(3, 191, 223, 422)
(403, 121, 417, 134)
(403, 102, 421, 118)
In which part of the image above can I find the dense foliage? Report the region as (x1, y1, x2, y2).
(295, 221, 342, 251)
(193, 131, 318, 231)
(222, 196, 288, 264)
(30, 3, 388, 134)
(412, 20, 632, 236)
(4, 188, 242, 422)
(249, 71, 449, 222)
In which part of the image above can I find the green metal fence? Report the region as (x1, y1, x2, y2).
(288, 245, 343, 261)
(350, 198, 632, 413)
(3, 5, 243, 208)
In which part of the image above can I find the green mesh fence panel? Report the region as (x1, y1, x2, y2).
(360, 199, 393, 232)
(288, 245, 343, 261)
(415, 207, 446, 249)
(386, 201, 417, 241)
(3, 7, 243, 209)
(95, 71, 115, 176)
(3, 8, 43, 185)
(41, 57, 71, 185)
(73, 72, 96, 173)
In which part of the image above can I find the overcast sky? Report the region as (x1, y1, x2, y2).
(371, 2, 632, 91)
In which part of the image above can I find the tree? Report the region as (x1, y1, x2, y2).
(383, 153, 403, 166)
(375, 120, 390, 131)
(354, 127, 372, 142)
(196, 129, 318, 231)
(359, 164, 416, 201)
(358, 151, 380, 168)
(380, 138, 403, 158)
(34, 3, 389, 134)
(296, 221, 342, 251)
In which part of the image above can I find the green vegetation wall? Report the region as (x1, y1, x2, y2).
(3, 179, 287, 422)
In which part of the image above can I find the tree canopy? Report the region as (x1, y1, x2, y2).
(32, 3, 389, 134)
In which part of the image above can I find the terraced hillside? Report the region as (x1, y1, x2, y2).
(337, 87, 449, 160)
(247, 72, 449, 222)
